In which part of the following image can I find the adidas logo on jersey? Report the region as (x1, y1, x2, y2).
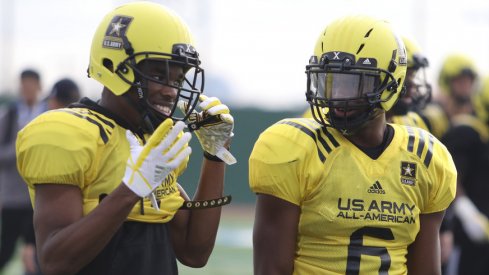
(367, 181, 386, 194)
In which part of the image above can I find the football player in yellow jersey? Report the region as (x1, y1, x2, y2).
(16, 2, 234, 275)
(250, 15, 456, 275)
(387, 36, 431, 132)
(441, 76, 489, 275)
(422, 53, 478, 139)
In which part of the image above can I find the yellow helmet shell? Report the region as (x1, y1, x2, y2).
(88, 2, 195, 95)
(313, 15, 407, 111)
(402, 36, 429, 70)
(438, 53, 477, 94)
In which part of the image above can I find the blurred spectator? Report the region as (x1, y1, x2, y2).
(45, 78, 81, 110)
(0, 69, 44, 275)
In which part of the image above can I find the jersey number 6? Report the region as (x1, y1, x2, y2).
(346, 226, 394, 275)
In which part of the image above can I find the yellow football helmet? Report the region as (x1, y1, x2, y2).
(306, 15, 407, 134)
(438, 53, 477, 95)
(473, 76, 489, 123)
(390, 36, 431, 115)
(88, 2, 203, 131)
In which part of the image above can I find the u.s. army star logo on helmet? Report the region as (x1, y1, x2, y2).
(400, 161, 417, 186)
(103, 15, 133, 50)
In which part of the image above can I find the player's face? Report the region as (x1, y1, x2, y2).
(139, 59, 185, 118)
(20, 77, 41, 106)
(450, 74, 474, 101)
(401, 69, 417, 105)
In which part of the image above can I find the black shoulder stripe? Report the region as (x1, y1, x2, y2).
(321, 127, 340, 147)
(293, 119, 340, 154)
(278, 121, 326, 163)
(406, 126, 415, 152)
(416, 128, 426, 158)
(316, 129, 332, 153)
(70, 109, 115, 129)
(87, 110, 115, 128)
(423, 134, 434, 168)
(59, 110, 109, 144)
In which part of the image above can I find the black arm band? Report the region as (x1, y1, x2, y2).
(180, 195, 232, 210)
(203, 151, 224, 162)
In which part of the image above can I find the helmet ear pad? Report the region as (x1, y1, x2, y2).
(102, 58, 114, 72)
(388, 59, 397, 73)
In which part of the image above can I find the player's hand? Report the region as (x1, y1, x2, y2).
(123, 119, 192, 198)
(454, 196, 489, 243)
(180, 95, 236, 165)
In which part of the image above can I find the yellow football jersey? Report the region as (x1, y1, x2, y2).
(16, 106, 186, 223)
(422, 104, 450, 139)
(249, 118, 456, 274)
(302, 108, 313, 118)
(451, 114, 489, 143)
(391, 111, 430, 132)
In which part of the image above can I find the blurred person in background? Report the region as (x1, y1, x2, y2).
(386, 36, 431, 131)
(0, 69, 44, 275)
(45, 78, 81, 110)
(441, 76, 489, 275)
(385, 36, 454, 274)
(16, 2, 235, 274)
(423, 53, 478, 139)
(250, 15, 456, 274)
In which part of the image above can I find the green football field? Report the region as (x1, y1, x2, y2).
(179, 205, 254, 275)
(0, 205, 254, 275)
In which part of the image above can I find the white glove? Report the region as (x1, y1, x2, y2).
(123, 119, 192, 198)
(454, 196, 489, 243)
(180, 95, 236, 165)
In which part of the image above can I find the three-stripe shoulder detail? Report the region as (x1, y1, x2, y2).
(58, 109, 116, 144)
(406, 126, 434, 168)
(277, 119, 340, 163)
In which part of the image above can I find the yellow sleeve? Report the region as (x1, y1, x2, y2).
(423, 140, 457, 213)
(422, 104, 450, 139)
(249, 123, 313, 206)
(16, 112, 98, 189)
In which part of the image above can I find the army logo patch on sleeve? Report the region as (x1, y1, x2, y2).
(400, 161, 417, 186)
(102, 16, 133, 50)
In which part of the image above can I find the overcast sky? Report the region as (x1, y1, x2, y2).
(1, 0, 488, 110)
